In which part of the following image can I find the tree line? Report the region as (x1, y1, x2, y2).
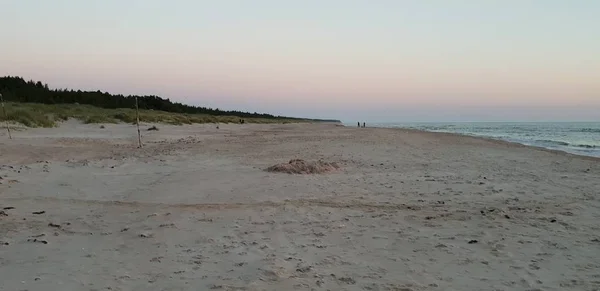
(0, 76, 340, 122)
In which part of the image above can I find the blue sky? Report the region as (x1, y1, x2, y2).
(1, 0, 599, 121)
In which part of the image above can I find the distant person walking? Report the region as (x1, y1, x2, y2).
(358, 122, 360, 127)
(362, 122, 366, 128)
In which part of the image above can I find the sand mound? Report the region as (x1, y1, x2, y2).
(266, 159, 340, 174)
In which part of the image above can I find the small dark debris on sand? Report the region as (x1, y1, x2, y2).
(3, 206, 15, 210)
(150, 257, 163, 263)
(147, 126, 159, 131)
(468, 240, 479, 244)
(32, 211, 46, 215)
(48, 223, 61, 228)
(338, 277, 356, 284)
(296, 266, 312, 273)
(100, 125, 106, 129)
(266, 159, 340, 174)
(0, 211, 7, 217)
(27, 238, 48, 244)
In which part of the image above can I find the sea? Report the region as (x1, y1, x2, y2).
(369, 122, 600, 158)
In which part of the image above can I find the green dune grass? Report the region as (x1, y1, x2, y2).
(0, 102, 306, 128)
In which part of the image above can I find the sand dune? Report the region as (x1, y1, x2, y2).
(1, 122, 599, 290)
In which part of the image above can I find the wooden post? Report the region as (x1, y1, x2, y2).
(135, 96, 142, 148)
(0, 93, 11, 139)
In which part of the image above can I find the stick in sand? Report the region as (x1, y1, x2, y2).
(135, 96, 142, 148)
(0, 93, 11, 139)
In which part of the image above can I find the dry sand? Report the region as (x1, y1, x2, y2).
(1, 121, 599, 291)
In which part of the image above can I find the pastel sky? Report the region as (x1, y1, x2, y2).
(2, 0, 599, 122)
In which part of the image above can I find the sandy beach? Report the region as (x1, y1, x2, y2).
(1, 121, 599, 291)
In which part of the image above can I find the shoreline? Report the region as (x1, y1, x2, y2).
(359, 124, 600, 161)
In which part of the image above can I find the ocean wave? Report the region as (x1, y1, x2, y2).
(534, 139, 598, 149)
(535, 140, 570, 146)
(578, 128, 600, 133)
(418, 125, 456, 131)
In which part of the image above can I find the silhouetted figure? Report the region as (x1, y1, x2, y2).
(362, 122, 366, 128)
(357, 122, 360, 127)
